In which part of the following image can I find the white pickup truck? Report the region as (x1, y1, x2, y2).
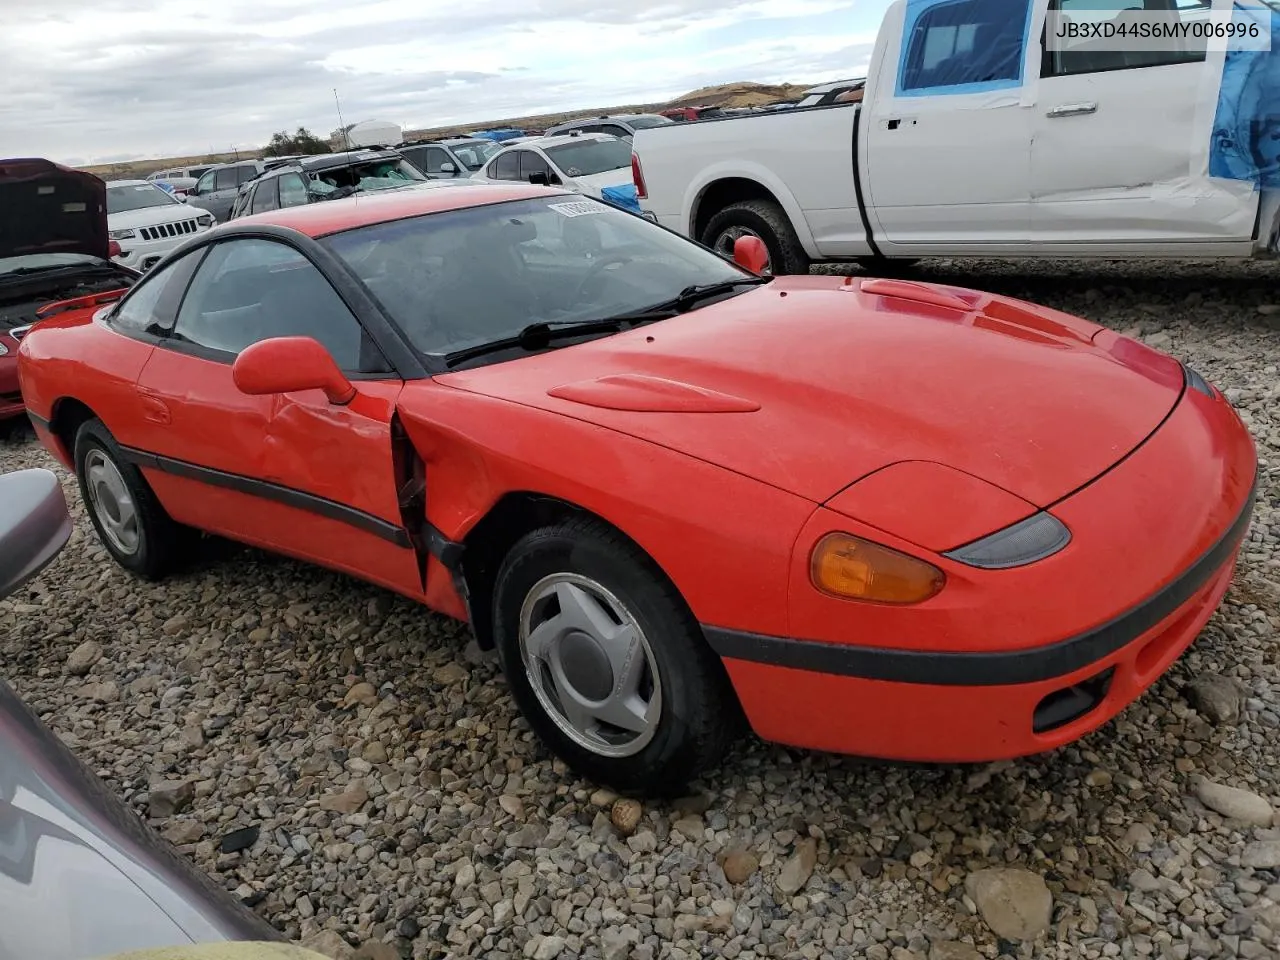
(631, 0, 1280, 274)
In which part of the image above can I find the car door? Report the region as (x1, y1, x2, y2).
(1030, 0, 1259, 247)
(862, 0, 1034, 249)
(131, 236, 424, 597)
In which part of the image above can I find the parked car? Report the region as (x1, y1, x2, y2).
(106, 181, 216, 273)
(631, 0, 1278, 274)
(226, 150, 439, 220)
(397, 138, 503, 178)
(184, 161, 270, 223)
(146, 166, 212, 199)
(0, 159, 140, 425)
(659, 106, 727, 122)
(474, 133, 640, 212)
(543, 114, 673, 140)
(0, 467, 283, 959)
(15, 183, 1258, 795)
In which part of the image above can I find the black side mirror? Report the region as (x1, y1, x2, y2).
(529, 171, 562, 187)
(0, 469, 72, 600)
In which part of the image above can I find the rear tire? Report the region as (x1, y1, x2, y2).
(491, 517, 740, 795)
(73, 418, 190, 580)
(702, 199, 811, 276)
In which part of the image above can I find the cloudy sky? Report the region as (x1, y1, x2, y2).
(1, 0, 890, 166)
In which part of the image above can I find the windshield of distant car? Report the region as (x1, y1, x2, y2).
(544, 139, 632, 177)
(322, 195, 750, 360)
(307, 158, 427, 195)
(624, 116, 673, 129)
(106, 183, 180, 214)
(449, 141, 502, 170)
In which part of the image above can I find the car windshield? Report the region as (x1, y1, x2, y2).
(106, 183, 180, 214)
(306, 158, 427, 195)
(322, 195, 751, 361)
(625, 116, 673, 129)
(544, 139, 632, 177)
(0, 253, 105, 277)
(449, 141, 502, 170)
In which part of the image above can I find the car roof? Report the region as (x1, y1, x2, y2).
(515, 132, 616, 149)
(105, 179, 155, 187)
(228, 182, 566, 237)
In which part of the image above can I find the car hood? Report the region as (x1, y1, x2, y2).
(107, 203, 198, 230)
(0, 159, 109, 262)
(435, 276, 1185, 507)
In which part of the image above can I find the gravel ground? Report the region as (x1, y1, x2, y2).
(2, 257, 1279, 960)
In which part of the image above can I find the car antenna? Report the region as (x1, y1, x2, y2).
(334, 88, 352, 152)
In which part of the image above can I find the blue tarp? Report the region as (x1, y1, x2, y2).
(600, 183, 641, 214)
(1208, 4, 1280, 189)
(896, 0, 1031, 97)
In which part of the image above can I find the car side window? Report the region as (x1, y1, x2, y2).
(214, 167, 240, 191)
(109, 248, 206, 338)
(1041, 0, 1210, 77)
(490, 150, 520, 180)
(194, 170, 216, 195)
(602, 124, 630, 138)
(277, 173, 309, 208)
(898, 0, 1030, 95)
(518, 151, 553, 182)
(236, 165, 259, 185)
(169, 239, 381, 373)
(425, 147, 452, 175)
(250, 179, 280, 214)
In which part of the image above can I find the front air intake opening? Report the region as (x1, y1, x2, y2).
(1032, 667, 1115, 734)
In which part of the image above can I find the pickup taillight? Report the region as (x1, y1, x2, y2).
(631, 152, 647, 200)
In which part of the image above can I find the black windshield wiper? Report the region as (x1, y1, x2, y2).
(443, 318, 629, 368)
(590, 275, 774, 326)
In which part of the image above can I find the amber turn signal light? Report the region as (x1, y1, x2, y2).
(810, 533, 945, 604)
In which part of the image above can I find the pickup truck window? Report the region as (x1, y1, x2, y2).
(1042, 0, 1210, 77)
(898, 0, 1031, 96)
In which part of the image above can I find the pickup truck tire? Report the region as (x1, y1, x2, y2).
(702, 200, 810, 276)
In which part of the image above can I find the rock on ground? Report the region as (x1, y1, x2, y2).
(964, 867, 1054, 941)
(3, 257, 1280, 960)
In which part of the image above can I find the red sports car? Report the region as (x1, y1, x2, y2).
(17, 183, 1257, 794)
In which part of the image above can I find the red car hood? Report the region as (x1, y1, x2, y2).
(435, 277, 1185, 507)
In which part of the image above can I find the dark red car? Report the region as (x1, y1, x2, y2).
(0, 159, 139, 425)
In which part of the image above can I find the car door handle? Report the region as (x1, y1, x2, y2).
(1047, 102, 1098, 118)
(138, 393, 171, 425)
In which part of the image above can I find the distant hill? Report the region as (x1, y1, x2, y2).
(76, 80, 821, 180)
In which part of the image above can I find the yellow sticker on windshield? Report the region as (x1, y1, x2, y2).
(548, 200, 602, 218)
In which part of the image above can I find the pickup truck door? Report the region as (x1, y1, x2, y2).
(1029, 0, 1259, 248)
(862, 0, 1036, 250)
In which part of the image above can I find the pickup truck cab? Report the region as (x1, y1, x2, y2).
(631, 0, 1280, 273)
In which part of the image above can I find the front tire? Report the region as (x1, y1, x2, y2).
(73, 418, 189, 580)
(492, 517, 740, 795)
(702, 199, 810, 276)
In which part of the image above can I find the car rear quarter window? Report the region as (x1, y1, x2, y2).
(169, 238, 383, 373)
(109, 248, 206, 338)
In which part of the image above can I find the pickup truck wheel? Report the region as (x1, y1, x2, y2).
(703, 199, 810, 275)
(73, 418, 191, 580)
(491, 517, 741, 796)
